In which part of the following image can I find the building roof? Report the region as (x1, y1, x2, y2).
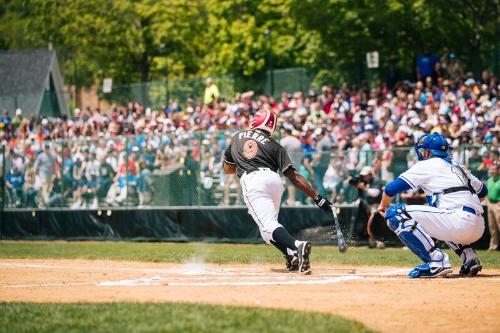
(0, 49, 53, 96)
(0, 49, 67, 117)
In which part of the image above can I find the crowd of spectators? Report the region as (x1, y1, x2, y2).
(0, 61, 499, 208)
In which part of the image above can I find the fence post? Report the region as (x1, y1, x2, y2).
(125, 136, 129, 207)
(0, 146, 5, 239)
(60, 139, 65, 207)
(166, 71, 170, 103)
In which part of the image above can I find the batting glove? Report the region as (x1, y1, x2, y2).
(314, 194, 332, 212)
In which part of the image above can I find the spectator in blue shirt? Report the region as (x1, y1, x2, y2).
(1, 110, 11, 126)
(6, 165, 24, 207)
(416, 52, 439, 81)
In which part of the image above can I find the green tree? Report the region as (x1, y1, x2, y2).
(4, 0, 207, 87)
(1, 0, 498, 91)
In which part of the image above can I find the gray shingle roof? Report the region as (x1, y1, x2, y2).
(0, 49, 67, 117)
(0, 49, 53, 96)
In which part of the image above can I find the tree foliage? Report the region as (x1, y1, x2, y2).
(0, 0, 498, 87)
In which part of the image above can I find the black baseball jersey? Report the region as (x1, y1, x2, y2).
(224, 129, 294, 177)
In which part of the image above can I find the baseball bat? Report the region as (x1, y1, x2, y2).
(331, 206, 347, 253)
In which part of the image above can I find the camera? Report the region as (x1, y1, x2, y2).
(348, 175, 363, 186)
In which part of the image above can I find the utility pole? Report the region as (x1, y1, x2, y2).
(159, 44, 169, 106)
(73, 53, 78, 108)
(264, 29, 274, 96)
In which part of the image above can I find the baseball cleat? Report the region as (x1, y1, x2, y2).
(285, 255, 299, 271)
(297, 241, 312, 274)
(408, 263, 452, 279)
(460, 258, 482, 277)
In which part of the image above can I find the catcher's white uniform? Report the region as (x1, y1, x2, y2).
(385, 132, 487, 278)
(398, 157, 485, 244)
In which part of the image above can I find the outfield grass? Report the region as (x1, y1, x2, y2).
(0, 303, 371, 333)
(0, 241, 499, 268)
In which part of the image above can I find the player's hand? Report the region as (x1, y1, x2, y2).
(377, 204, 388, 216)
(314, 194, 332, 212)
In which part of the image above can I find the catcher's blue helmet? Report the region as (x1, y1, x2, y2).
(415, 132, 449, 161)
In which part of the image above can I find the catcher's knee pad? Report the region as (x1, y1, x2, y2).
(385, 204, 412, 232)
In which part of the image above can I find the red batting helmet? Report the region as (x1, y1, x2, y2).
(250, 109, 277, 136)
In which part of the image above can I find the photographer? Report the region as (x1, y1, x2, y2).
(348, 166, 384, 248)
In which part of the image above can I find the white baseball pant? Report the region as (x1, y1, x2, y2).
(240, 168, 284, 244)
(405, 205, 485, 245)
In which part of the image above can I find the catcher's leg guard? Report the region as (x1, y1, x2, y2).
(446, 241, 482, 277)
(386, 204, 433, 262)
(386, 204, 451, 276)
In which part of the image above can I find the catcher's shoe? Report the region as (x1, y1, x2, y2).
(408, 263, 452, 279)
(458, 247, 482, 277)
(297, 241, 312, 275)
(285, 255, 299, 271)
(460, 257, 482, 277)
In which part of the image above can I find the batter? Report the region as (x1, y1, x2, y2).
(223, 109, 332, 274)
(378, 132, 488, 278)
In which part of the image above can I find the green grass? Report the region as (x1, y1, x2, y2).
(0, 303, 371, 333)
(1, 241, 499, 268)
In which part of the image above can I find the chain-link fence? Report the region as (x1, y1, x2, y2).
(100, 69, 314, 108)
(264, 67, 315, 98)
(101, 75, 236, 108)
(0, 135, 497, 210)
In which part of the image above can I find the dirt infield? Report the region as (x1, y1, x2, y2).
(1, 259, 499, 332)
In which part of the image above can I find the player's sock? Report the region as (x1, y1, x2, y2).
(446, 241, 464, 255)
(446, 241, 476, 264)
(271, 227, 298, 255)
(270, 240, 287, 255)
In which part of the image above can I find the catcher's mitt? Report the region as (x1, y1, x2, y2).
(367, 211, 399, 242)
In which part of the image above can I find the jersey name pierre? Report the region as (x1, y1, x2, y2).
(238, 131, 270, 145)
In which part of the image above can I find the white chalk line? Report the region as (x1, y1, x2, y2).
(1, 262, 499, 289)
(4, 275, 500, 289)
(0, 262, 405, 288)
(2, 281, 98, 288)
(0, 262, 288, 276)
(0, 262, 408, 281)
(0, 275, 378, 288)
(166, 275, 364, 286)
(0, 262, 407, 276)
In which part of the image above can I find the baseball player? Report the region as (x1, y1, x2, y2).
(378, 132, 488, 278)
(223, 109, 333, 274)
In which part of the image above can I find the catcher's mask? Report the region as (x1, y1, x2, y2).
(250, 109, 277, 136)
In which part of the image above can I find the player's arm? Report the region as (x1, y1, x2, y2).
(222, 144, 237, 175)
(284, 167, 316, 199)
(378, 162, 427, 214)
(468, 172, 488, 199)
(279, 146, 331, 211)
(284, 167, 331, 212)
(377, 177, 412, 215)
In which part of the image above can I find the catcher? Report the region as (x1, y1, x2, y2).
(371, 132, 487, 278)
